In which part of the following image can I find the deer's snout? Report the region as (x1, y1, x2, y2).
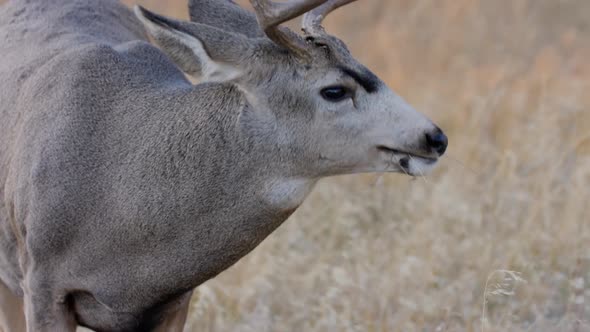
(425, 128, 448, 156)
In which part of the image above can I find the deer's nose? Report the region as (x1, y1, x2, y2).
(425, 128, 448, 156)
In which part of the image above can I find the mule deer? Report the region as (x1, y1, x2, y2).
(0, 0, 447, 330)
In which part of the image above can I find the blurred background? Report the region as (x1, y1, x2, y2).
(131, 0, 590, 331)
(5, 0, 589, 331)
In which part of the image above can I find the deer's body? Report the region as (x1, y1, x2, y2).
(0, 0, 447, 330)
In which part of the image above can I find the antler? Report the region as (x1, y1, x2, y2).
(302, 0, 358, 35)
(249, 0, 328, 59)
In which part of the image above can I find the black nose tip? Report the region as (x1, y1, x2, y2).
(426, 129, 448, 155)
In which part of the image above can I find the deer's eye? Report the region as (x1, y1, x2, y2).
(320, 86, 352, 102)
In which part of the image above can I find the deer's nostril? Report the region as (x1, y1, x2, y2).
(425, 129, 448, 155)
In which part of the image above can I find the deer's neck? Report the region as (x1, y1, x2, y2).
(125, 84, 317, 298)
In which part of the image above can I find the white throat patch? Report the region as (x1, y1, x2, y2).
(263, 178, 317, 211)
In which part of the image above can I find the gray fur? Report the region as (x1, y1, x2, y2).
(0, 0, 446, 331)
(189, 0, 263, 37)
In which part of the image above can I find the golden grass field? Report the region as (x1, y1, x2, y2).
(5, 0, 590, 331)
(123, 1, 590, 331)
(133, 0, 590, 331)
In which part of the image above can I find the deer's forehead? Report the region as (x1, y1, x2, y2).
(252, 38, 381, 93)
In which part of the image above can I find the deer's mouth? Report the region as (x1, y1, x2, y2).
(376, 145, 438, 163)
(376, 145, 439, 176)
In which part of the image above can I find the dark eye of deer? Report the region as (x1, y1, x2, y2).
(321, 86, 351, 102)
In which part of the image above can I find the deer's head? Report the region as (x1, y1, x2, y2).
(135, 0, 447, 178)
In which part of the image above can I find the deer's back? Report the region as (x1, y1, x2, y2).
(0, 0, 146, 171)
(0, 0, 194, 294)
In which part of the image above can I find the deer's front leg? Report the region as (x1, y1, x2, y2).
(22, 277, 77, 332)
(153, 291, 193, 332)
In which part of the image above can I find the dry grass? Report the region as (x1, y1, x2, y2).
(8, 0, 590, 330)
(133, 0, 590, 331)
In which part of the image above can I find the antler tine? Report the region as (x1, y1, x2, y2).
(250, 0, 328, 59)
(302, 0, 358, 35)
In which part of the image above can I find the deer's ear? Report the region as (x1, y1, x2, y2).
(134, 5, 251, 82)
